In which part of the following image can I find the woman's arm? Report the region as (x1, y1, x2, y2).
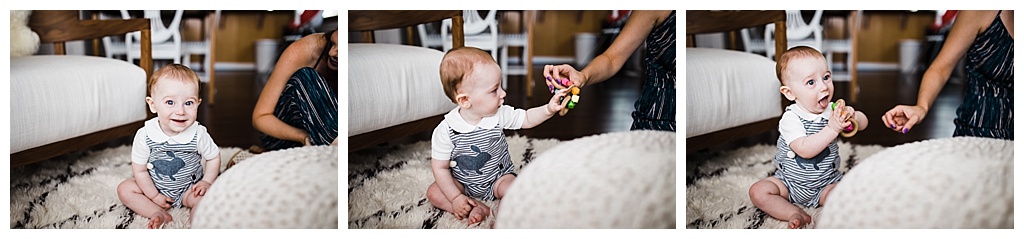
(882, 10, 989, 132)
(916, 11, 988, 112)
(578, 10, 670, 86)
(252, 33, 325, 143)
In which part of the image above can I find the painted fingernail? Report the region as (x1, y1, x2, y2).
(891, 124, 895, 129)
(903, 128, 908, 134)
(546, 76, 552, 81)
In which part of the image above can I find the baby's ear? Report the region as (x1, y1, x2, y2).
(779, 86, 796, 101)
(455, 94, 470, 108)
(145, 97, 157, 113)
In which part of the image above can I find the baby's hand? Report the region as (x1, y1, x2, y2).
(151, 194, 173, 210)
(452, 194, 474, 219)
(827, 101, 854, 134)
(192, 181, 212, 197)
(546, 89, 568, 115)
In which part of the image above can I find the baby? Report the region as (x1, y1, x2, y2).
(748, 46, 868, 228)
(427, 47, 566, 225)
(116, 64, 221, 229)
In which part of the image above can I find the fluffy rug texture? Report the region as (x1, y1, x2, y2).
(348, 135, 559, 229)
(686, 141, 886, 229)
(496, 131, 676, 228)
(818, 137, 1013, 228)
(191, 145, 339, 228)
(10, 146, 243, 229)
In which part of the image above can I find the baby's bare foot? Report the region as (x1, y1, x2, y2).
(148, 211, 173, 229)
(467, 202, 491, 225)
(787, 212, 812, 229)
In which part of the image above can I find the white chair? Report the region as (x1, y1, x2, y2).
(499, 11, 531, 92)
(182, 10, 219, 81)
(416, 22, 443, 50)
(125, 10, 184, 65)
(763, 10, 824, 60)
(99, 12, 130, 61)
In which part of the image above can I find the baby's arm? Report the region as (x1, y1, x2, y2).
(130, 132, 172, 208)
(854, 111, 868, 131)
(520, 89, 567, 129)
(192, 128, 220, 197)
(431, 159, 474, 216)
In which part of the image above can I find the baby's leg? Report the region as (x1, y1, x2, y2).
(466, 198, 491, 225)
(748, 177, 811, 229)
(490, 174, 516, 217)
(116, 179, 172, 228)
(426, 182, 470, 219)
(492, 174, 516, 200)
(817, 183, 839, 206)
(182, 187, 204, 222)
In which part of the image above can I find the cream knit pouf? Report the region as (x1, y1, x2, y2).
(191, 145, 339, 228)
(495, 130, 676, 228)
(817, 137, 1013, 228)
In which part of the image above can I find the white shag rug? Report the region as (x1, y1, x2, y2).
(9, 146, 243, 229)
(686, 141, 887, 229)
(348, 134, 561, 229)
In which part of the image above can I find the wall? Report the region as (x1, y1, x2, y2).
(180, 11, 295, 64)
(520, 10, 611, 58)
(822, 10, 935, 64)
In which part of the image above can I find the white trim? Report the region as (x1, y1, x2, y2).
(531, 56, 574, 65)
(214, 62, 257, 71)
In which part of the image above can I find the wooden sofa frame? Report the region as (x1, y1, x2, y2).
(11, 10, 153, 168)
(347, 10, 464, 152)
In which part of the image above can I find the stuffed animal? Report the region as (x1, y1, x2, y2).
(10, 10, 40, 57)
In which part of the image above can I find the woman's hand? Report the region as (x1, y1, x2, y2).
(882, 105, 927, 134)
(543, 64, 586, 91)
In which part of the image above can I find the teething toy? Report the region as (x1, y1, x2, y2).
(830, 99, 859, 138)
(547, 77, 581, 116)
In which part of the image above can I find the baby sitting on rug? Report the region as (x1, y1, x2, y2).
(427, 47, 566, 225)
(748, 46, 868, 228)
(116, 64, 222, 229)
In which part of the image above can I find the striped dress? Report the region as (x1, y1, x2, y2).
(631, 10, 676, 131)
(953, 10, 1013, 139)
(447, 124, 515, 201)
(261, 67, 339, 150)
(146, 134, 205, 208)
(774, 108, 843, 208)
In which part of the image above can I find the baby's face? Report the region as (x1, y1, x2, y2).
(459, 62, 505, 117)
(782, 56, 833, 114)
(147, 78, 201, 136)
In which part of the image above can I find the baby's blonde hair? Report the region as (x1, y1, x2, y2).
(775, 46, 825, 85)
(439, 47, 497, 103)
(148, 64, 201, 97)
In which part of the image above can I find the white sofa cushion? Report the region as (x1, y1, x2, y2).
(685, 48, 781, 138)
(11, 55, 147, 153)
(347, 43, 456, 136)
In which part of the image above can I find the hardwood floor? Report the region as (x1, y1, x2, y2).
(197, 71, 264, 149)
